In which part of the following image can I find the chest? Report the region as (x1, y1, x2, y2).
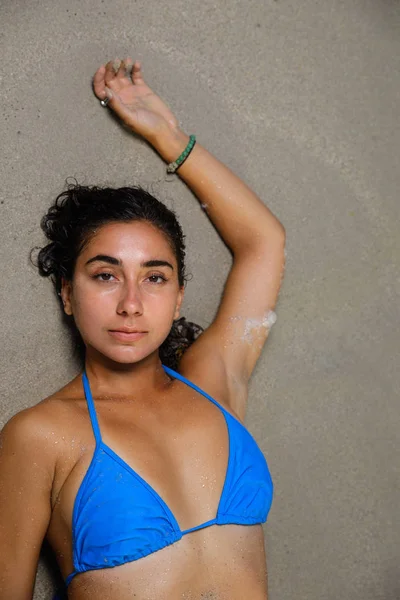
(56, 385, 230, 532)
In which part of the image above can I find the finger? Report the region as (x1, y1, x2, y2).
(104, 60, 117, 85)
(124, 57, 134, 79)
(131, 60, 145, 84)
(92, 64, 107, 100)
(115, 58, 126, 80)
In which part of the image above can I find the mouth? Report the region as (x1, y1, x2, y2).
(108, 330, 148, 341)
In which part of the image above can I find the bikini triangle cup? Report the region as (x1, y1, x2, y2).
(61, 365, 273, 587)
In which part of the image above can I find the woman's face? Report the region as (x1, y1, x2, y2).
(61, 220, 184, 365)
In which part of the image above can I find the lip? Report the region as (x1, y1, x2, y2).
(108, 330, 148, 341)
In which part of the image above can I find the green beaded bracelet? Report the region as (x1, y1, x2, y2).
(166, 135, 196, 174)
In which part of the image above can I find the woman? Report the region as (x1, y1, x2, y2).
(0, 58, 286, 599)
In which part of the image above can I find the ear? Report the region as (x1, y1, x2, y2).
(174, 286, 184, 320)
(60, 278, 73, 316)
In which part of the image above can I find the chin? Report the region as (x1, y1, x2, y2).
(87, 340, 160, 366)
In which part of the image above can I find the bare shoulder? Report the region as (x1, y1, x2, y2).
(1, 374, 83, 466)
(0, 403, 59, 500)
(2, 401, 56, 451)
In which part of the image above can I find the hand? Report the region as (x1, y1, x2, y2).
(92, 58, 179, 142)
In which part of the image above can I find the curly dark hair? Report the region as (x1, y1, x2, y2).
(32, 181, 203, 370)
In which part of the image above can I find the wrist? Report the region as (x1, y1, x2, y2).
(150, 126, 190, 165)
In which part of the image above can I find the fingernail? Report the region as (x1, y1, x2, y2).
(112, 59, 121, 72)
(105, 86, 113, 99)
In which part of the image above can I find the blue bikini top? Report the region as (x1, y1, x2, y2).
(65, 365, 273, 587)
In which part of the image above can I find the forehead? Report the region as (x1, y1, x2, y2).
(79, 221, 175, 261)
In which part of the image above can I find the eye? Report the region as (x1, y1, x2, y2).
(93, 272, 116, 282)
(147, 274, 167, 284)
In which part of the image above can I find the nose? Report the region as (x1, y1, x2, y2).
(116, 280, 144, 317)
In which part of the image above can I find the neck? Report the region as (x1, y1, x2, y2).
(83, 348, 173, 398)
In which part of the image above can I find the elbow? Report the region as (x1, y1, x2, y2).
(260, 223, 286, 258)
(234, 220, 286, 257)
(246, 226, 286, 260)
(274, 220, 286, 240)
(264, 221, 286, 247)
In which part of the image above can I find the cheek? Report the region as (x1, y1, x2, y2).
(142, 288, 179, 320)
(71, 300, 98, 340)
(70, 285, 114, 332)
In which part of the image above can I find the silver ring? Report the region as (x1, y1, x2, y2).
(100, 96, 110, 107)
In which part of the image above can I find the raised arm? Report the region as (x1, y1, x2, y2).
(0, 409, 54, 599)
(93, 59, 286, 419)
(153, 129, 285, 413)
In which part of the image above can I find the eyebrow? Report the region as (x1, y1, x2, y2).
(84, 254, 174, 270)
